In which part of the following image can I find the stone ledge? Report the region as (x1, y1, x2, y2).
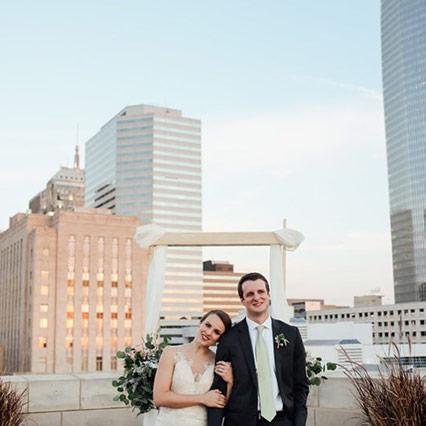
(313, 408, 363, 426)
(22, 374, 81, 412)
(3, 373, 368, 425)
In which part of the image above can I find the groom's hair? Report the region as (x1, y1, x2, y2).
(238, 272, 270, 299)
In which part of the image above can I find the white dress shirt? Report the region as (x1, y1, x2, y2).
(246, 316, 283, 411)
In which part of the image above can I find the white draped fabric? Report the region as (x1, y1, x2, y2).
(269, 228, 304, 321)
(134, 225, 304, 333)
(134, 224, 167, 336)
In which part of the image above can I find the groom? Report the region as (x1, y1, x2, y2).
(208, 272, 309, 426)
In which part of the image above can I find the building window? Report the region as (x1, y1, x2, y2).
(96, 356, 103, 371)
(40, 318, 48, 328)
(38, 337, 47, 348)
(67, 280, 75, 296)
(111, 356, 117, 370)
(40, 304, 48, 313)
(82, 312, 89, 328)
(40, 286, 49, 296)
(111, 281, 118, 297)
(81, 357, 88, 371)
(39, 357, 47, 372)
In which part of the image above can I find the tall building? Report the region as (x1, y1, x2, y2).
(29, 147, 85, 214)
(381, 1, 426, 302)
(86, 105, 202, 319)
(203, 260, 244, 318)
(0, 209, 147, 373)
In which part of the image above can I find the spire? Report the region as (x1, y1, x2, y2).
(74, 145, 80, 169)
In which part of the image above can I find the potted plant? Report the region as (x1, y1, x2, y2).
(341, 345, 426, 425)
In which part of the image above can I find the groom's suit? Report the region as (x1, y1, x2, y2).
(208, 318, 309, 426)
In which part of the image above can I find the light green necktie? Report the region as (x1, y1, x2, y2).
(255, 325, 276, 422)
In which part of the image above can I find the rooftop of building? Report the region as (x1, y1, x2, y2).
(308, 300, 426, 314)
(50, 166, 85, 183)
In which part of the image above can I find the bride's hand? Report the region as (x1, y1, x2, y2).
(214, 361, 233, 385)
(202, 389, 226, 408)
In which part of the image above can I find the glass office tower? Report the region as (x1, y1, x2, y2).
(381, 1, 426, 302)
(86, 105, 202, 318)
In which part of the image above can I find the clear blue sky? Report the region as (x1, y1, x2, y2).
(0, 1, 391, 305)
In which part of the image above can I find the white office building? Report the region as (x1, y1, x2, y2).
(85, 105, 202, 319)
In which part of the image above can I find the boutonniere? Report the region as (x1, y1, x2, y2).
(274, 333, 289, 349)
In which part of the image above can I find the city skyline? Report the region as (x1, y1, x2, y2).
(0, 1, 391, 306)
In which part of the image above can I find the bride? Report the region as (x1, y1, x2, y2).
(153, 310, 233, 426)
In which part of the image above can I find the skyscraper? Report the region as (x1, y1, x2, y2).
(29, 147, 85, 214)
(381, 0, 426, 302)
(85, 105, 202, 319)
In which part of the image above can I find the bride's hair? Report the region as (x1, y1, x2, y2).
(200, 310, 232, 334)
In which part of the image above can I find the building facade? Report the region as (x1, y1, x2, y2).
(381, 0, 426, 302)
(0, 209, 147, 373)
(85, 105, 202, 319)
(202, 260, 244, 319)
(307, 301, 426, 345)
(29, 147, 85, 214)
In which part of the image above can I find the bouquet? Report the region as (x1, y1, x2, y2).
(112, 333, 170, 415)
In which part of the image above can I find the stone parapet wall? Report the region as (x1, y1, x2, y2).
(3, 373, 364, 425)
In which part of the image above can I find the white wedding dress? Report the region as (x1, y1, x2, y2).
(154, 351, 214, 426)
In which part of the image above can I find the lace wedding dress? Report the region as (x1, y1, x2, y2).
(154, 351, 214, 426)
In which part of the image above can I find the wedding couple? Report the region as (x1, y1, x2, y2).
(153, 272, 309, 426)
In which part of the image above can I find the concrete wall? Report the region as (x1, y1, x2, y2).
(2, 372, 365, 425)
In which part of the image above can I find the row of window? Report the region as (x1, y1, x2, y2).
(374, 331, 426, 338)
(309, 307, 425, 321)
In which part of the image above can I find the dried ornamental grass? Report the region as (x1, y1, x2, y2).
(0, 378, 27, 426)
(340, 346, 426, 426)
